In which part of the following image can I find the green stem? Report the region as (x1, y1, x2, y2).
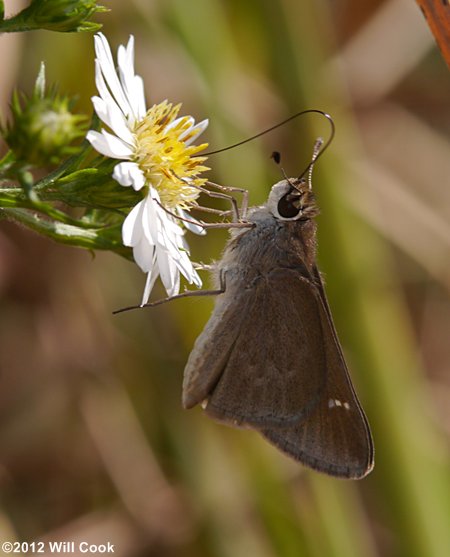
(0, 188, 107, 229)
(0, 207, 132, 259)
(0, 16, 39, 33)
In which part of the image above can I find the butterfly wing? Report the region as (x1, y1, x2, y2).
(184, 268, 329, 427)
(259, 268, 374, 479)
(182, 277, 250, 410)
(184, 266, 373, 478)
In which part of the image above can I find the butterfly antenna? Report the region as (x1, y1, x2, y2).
(307, 137, 324, 190)
(298, 112, 335, 181)
(204, 109, 335, 157)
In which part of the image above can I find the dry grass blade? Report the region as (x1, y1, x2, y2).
(80, 380, 193, 544)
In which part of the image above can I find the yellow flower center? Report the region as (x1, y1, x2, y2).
(133, 101, 209, 209)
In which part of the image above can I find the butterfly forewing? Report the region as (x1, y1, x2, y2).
(203, 268, 327, 427)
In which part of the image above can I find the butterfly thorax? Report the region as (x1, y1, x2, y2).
(215, 202, 318, 289)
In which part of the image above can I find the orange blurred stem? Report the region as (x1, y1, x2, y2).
(416, 0, 450, 70)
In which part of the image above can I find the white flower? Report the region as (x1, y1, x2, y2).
(86, 33, 209, 304)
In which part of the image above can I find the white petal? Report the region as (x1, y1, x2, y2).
(117, 40, 136, 112)
(141, 256, 159, 305)
(156, 244, 180, 297)
(150, 207, 189, 269)
(94, 33, 134, 121)
(118, 36, 135, 84)
(182, 257, 202, 287)
(117, 36, 145, 122)
(145, 192, 183, 244)
(157, 204, 185, 236)
(171, 265, 181, 294)
(133, 75, 147, 120)
(178, 208, 206, 235)
(148, 186, 161, 203)
(164, 116, 193, 133)
(192, 269, 203, 288)
(181, 119, 209, 145)
(141, 195, 179, 251)
(123, 192, 203, 299)
(87, 130, 133, 159)
(155, 211, 186, 257)
(179, 234, 190, 253)
(122, 199, 145, 247)
(164, 229, 194, 273)
(123, 201, 157, 272)
(141, 195, 159, 246)
(94, 60, 121, 116)
(170, 238, 202, 287)
(175, 249, 199, 282)
(133, 239, 155, 272)
(113, 162, 146, 190)
(91, 96, 134, 145)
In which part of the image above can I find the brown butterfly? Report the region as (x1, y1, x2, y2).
(183, 177, 374, 479)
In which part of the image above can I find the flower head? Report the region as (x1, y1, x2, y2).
(86, 33, 209, 304)
(3, 63, 87, 166)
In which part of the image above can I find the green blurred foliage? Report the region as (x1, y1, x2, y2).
(0, 1, 450, 556)
(0, 0, 105, 33)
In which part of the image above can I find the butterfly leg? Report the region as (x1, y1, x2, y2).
(192, 185, 240, 221)
(113, 286, 224, 315)
(203, 180, 249, 220)
(169, 172, 248, 222)
(113, 271, 227, 315)
(190, 205, 231, 218)
(155, 199, 254, 231)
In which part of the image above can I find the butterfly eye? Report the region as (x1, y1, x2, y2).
(277, 192, 302, 219)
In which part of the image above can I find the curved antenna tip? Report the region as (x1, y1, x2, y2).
(204, 109, 335, 158)
(297, 111, 335, 180)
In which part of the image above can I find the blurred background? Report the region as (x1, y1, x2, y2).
(1, 0, 450, 556)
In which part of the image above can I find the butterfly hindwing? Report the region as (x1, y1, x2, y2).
(259, 269, 374, 478)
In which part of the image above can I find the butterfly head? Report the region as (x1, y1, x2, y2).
(268, 179, 319, 221)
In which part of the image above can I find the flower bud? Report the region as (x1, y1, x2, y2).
(2, 64, 87, 167)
